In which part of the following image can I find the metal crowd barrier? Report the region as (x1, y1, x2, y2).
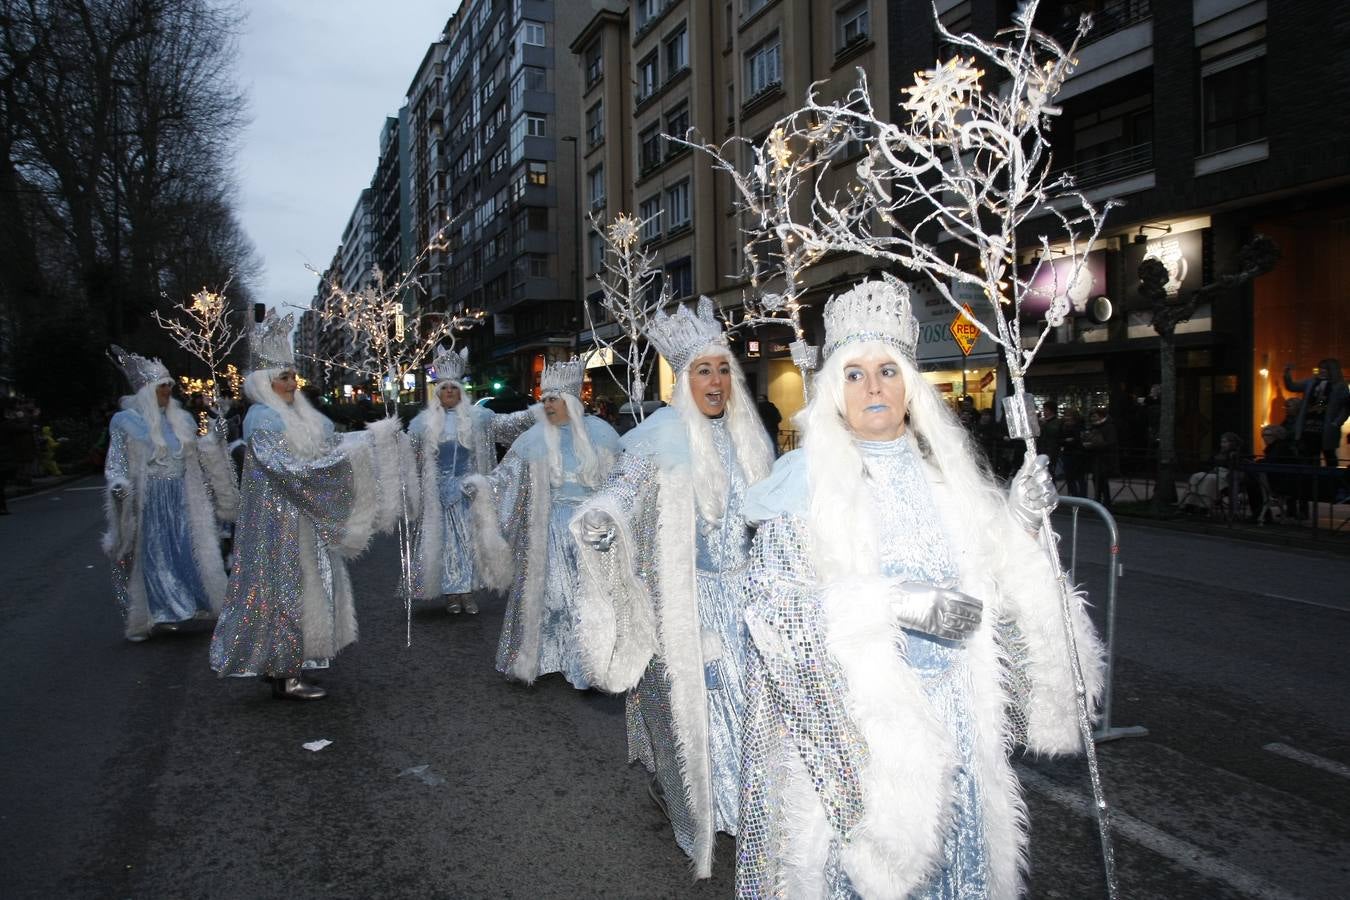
(1057, 496, 1149, 743)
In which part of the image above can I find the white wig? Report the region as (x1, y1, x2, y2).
(799, 340, 1006, 580)
(120, 377, 194, 463)
(534, 392, 606, 489)
(244, 368, 331, 459)
(669, 344, 774, 523)
(420, 379, 476, 449)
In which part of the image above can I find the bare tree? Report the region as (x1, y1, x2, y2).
(1139, 234, 1279, 507)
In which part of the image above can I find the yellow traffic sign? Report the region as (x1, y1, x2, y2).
(949, 304, 979, 356)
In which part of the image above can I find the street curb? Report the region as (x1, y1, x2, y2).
(1086, 510, 1350, 558)
(4, 471, 97, 502)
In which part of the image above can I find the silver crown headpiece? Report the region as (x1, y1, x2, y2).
(822, 274, 920, 363)
(108, 344, 172, 393)
(540, 357, 585, 398)
(430, 345, 469, 384)
(249, 309, 296, 372)
(643, 296, 728, 374)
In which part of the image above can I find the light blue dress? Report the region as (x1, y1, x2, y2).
(435, 410, 476, 595)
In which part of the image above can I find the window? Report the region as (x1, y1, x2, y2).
(526, 114, 547, 137)
(510, 66, 546, 106)
(1200, 28, 1266, 154)
(665, 179, 690, 228)
(642, 52, 664, 101)
(637, 0, 663, 31)
(489, 144, 509, 177)
(665, 103, 689, 149)
(528, 253, 551, 278)
(836, 1, 869, 49)
(586, 101, 604, 147)
(587, 164, 606, 210)
(665, 24, 688, 77)
(526, 206, 549, 231)
(665, 257, 692, 298)
(527, 161, 549, 186)
(638, 52, 659, 101)
(585, 41, 603, 87)
(639, 196, 662, 240)
(588, 230, 604, 274)
(509, 114, 546, 163)
(744, 0, 769, 17)
(745, 35, 782, 98)
(639, 123, 662, 172)
(520, 20, 546, 47)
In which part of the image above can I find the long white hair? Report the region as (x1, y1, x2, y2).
(800, 340, 1006, 580)
(535, 392, 607, 488)
(120, 379, 195, 463)
(244, 369, 331, 458)
(419, 379, 476, 449)
(669, 345, 774, 523)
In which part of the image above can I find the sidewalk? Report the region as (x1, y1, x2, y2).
(2, 469, 95, 504)
(1067, 475, 1350, 555)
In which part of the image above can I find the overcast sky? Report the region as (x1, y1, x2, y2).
(234, 1, 461, 316)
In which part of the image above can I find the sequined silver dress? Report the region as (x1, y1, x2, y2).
(102, 406, 237, 640)
(209, 406, 400, 678)
(737, 437, 1105, 899)
(570, 407, 759, 878)
(472, 416, 619, 686)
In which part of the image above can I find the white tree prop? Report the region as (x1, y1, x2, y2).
(306, 230, 489, 647)
(704, 3, 1123, 893)
(671, 126, 832, 385)
(583, 212, 668, 421)
(152, 280, 246, 438)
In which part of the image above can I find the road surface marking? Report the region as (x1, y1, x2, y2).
(1263, 742, 1350, 780)
(1019, 767, 1301, 900)
(64, 486, 105, 492)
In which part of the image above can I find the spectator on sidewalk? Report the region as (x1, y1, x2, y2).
(1283, 359, 1349, 468)
(1179, 431, 1243, 516)
(1251, 424, 1301, 522)
(755, 394, 782, 455)
(1059, 408, 1089, 498)
(0, 397, 29, 514)
(1083, 407, 1119, 509)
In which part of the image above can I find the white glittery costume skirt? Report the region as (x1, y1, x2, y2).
(534, 497, 590, 688)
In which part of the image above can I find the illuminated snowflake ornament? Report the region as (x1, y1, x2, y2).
(903, 57, 984, 125)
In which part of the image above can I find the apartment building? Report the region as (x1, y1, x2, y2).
(576, 0, 1347, 458)
(573, 0, 901, 421)
(917, 0, 1349, 460)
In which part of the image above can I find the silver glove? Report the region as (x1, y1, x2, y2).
(891, 581, 983, 642)
(1008, 453, 1058, 532)
(580, 509, 616, 552)
(110, 482, 130, 502)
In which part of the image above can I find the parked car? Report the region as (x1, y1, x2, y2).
(616, 400, 666, 435)
(475, 392, 531, 414)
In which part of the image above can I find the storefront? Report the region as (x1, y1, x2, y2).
(912, 281, 1000, 411)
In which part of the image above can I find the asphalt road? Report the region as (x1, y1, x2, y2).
(0, 478, 1346, 899)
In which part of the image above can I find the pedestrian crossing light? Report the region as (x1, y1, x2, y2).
(492, 380, 503, 392)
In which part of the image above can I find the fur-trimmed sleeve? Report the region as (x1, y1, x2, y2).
(995, 520, 1106, 755)
(464, 448, 529, 593)
(196, 435, 240, 522)
(250, 423, 376, 558)
(567, 450, 660, 692)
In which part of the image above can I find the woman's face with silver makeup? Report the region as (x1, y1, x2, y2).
(842, 352, 907, 441)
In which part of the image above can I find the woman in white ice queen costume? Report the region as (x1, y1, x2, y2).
(406, 346, 534, 614)
(734, 277, 1105, 899)
(464, 358, 620, 687)
(209, 310, 406, 701)
(102, 345, 239, 642)
(571, 297, 774, 878)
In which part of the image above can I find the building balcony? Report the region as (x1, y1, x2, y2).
(1052, 141, 1153, 190)
(1049, 0, 1152, 48)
